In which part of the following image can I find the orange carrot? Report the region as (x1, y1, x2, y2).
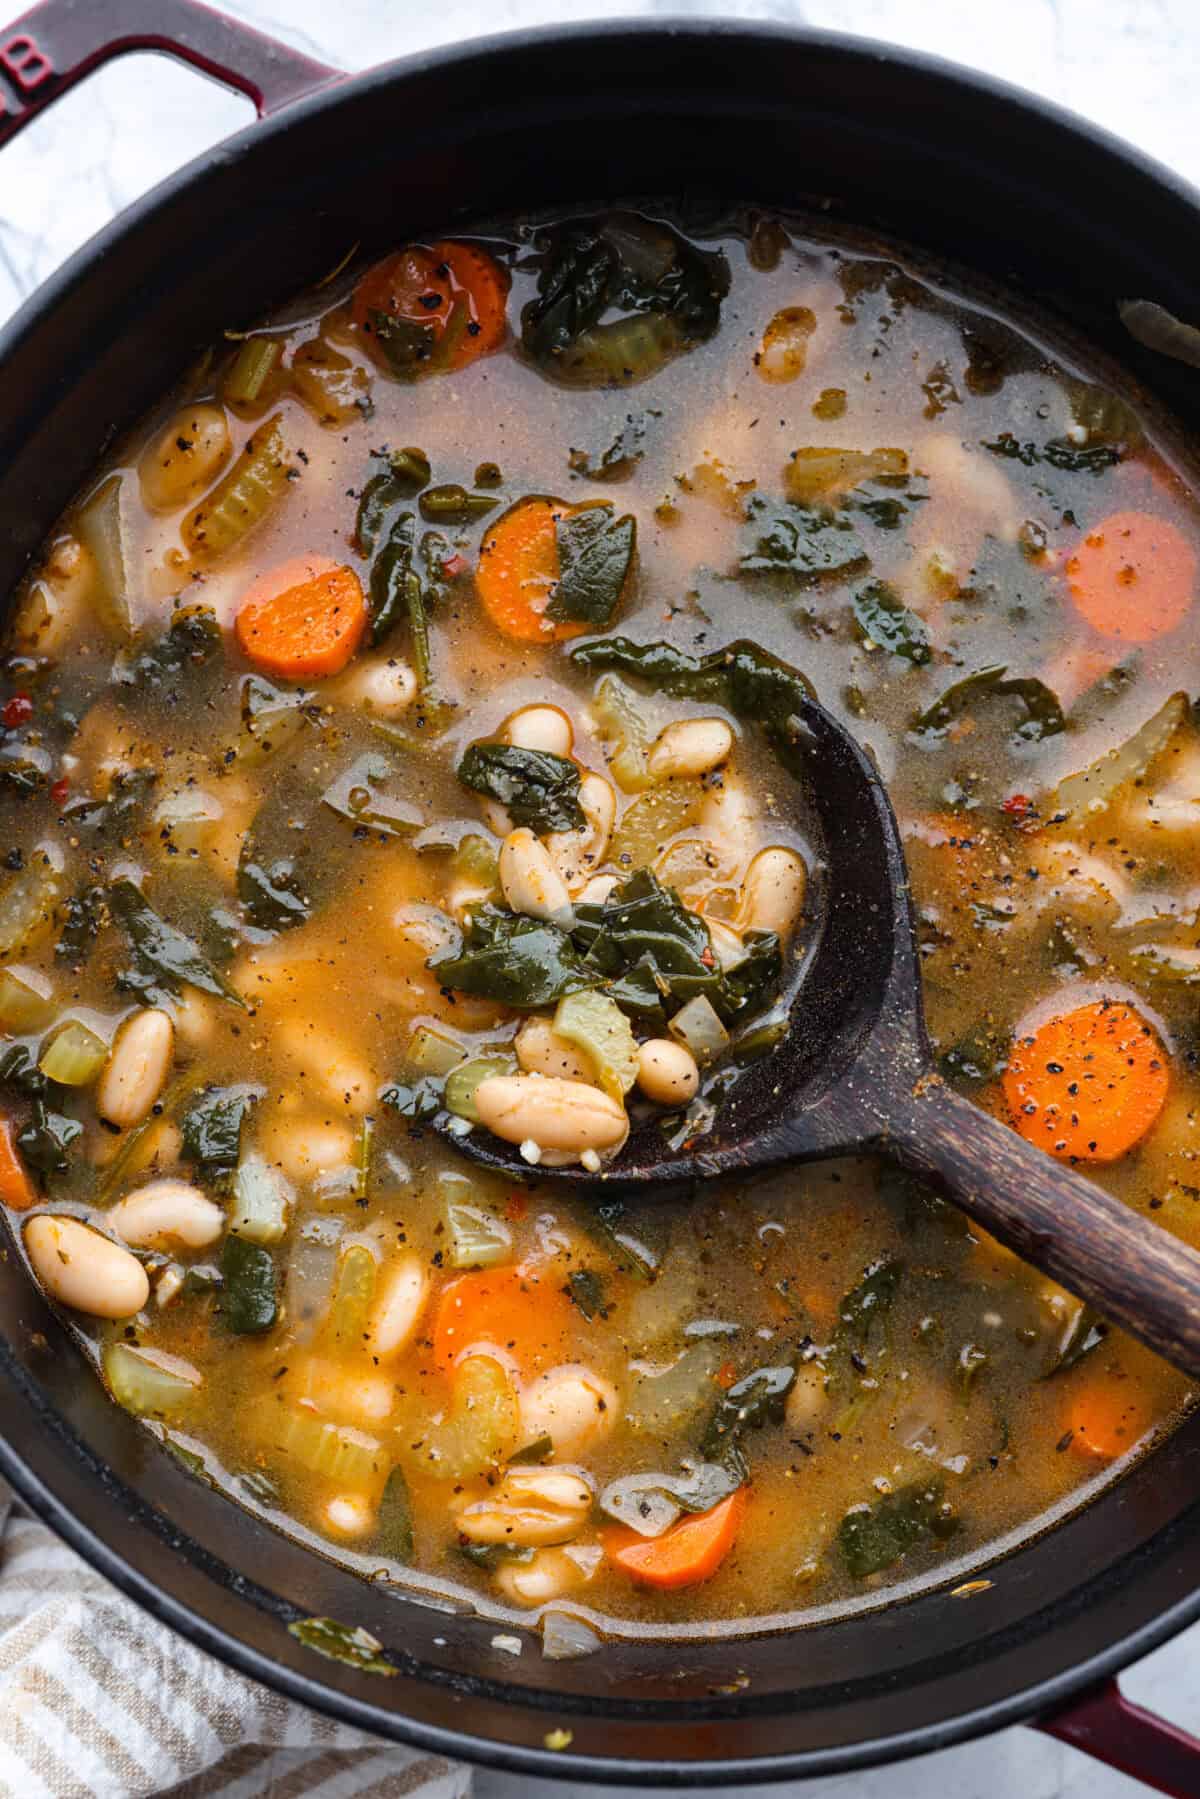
(1066, 1375, 1153, 1460)
(476, 496, 592, 644)
(1002, 1000, 1168, 1163)
(1065, 510, 1196, 643)
(235, 555, 367, 681)
(606, 1490, 747, 1590)
(431, 1265, 572, 1374)
(0, 1116, 35, 1210)
(352, 240, 508, 375)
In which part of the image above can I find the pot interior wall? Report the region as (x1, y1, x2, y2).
(1, 23, 1199, 1776)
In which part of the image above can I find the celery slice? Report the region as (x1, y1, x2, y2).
(444, 1051, 517, 1122)
(75, 475, 132, 638)
(182, 415, 291, 562)
(554, 989, 639, 1098)
(0, 843, 64, 960)
(224, 336, 281, 407)
(104, 1342, 201, 1419)
(270, 1404, 385, 1484)
(609, 778, 704, 871)
(417, 1354, 518, 1480)
(404, 1022, 467, 1078)
(668, 994, 729, 1065)
(592, 674, 653, 793)
(451, 832, 499, 891)
(230, 1152, 292, 1244)
(321, 1243, 377, 1351)
(441, 1170, 512, 1269)
(0, 966, 55, 1032)
(38, 1018, 107, 1086)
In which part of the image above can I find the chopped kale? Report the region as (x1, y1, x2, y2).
(546, 504, 636, 627)
(109, 879, 244, 1007)
(220, 1234, 278, 1334)
(182, 1083, 263, 1177)
(911, 665, 1065, 745)
(456, 743, 586, 834)
(852, 580, 931, 665)
(838, 1478, 959, 1578)
(430, 906, 592, 1011)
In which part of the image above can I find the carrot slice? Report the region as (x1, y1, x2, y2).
(606, 1490, 747, 1589)
(430, 1265, 573, 1374)
(1065, 510, 1196, 643)
(235, 555, 367, 681)
(0, 1116, 35, 1210)
(352, 240, 509, 375)
(476, 496, 590, 644)
(1002, 1000, 1168, 1163)
(1067, 1375, 1153, 1460)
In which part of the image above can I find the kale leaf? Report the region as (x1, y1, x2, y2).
(356, 447, 431, 554)
(182, 1083, 264, 1176)
(119, 606, 223, 694)
(701, 1362, 797, 1461)
(547, 504, 636, 627)
(109, 879, 244, 1007)
(980, 432, 1122, 476)
(837, 1478, 958, 1578)
(739, 497, 870, 587)
(429, 905, 593, 1010)
(17, 1103, 82, 1179)
(220, 1235, 278, 1334)
(456, 743, 586, 833)
(852, 580, 931, 665)
(237, 853, 311, 933)
(56, 883, 107, 964)
(911, 664, 1065, 745)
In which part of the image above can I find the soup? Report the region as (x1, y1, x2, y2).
(1, 208, 1196, 1649)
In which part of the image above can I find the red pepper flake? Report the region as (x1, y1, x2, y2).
(441, 553, 469, 581)
(700, 946, 716, 969)
(50, 776, 69, 807)
(2, 693, 33, 729)
(1002, 792, 1034, 821)
(504, 1192, 528, 1223)
(714, 1360, 737, 1390)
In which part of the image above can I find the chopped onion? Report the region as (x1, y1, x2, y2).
(668, 993, 729, 1065)
(1050, 691, 1188, 823)
(541, 1610, 602, 1661)
(598, 1473, 680, 1538)
(0, 842, 64, 959)
(230, 1152, 292, 1245)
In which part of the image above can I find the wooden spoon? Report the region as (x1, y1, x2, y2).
(444, 692, 1200, 1381)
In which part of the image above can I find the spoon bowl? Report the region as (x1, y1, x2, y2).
(443, 694, 1200, 1381)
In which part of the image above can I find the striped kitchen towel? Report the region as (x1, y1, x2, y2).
(0, 1480, 470, 1799)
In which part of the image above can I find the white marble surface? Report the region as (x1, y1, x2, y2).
(3, 1, 1197, 1793)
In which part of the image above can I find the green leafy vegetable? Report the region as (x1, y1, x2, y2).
(120, 606, 222, 694)
(739, 496, 869, 586)
(56, 883, 106, 964)
(521, 213, 730, 387)
(568, 410, 658, 481)
(567, 1268, 607, 1320)
(588, 1199, 669, 1280)
(356, 447, 430, 554)
(980, 432, 1122, 475)
(380, 1075, 442, 1124)
(287, 1617, 396, 1676)
(109, 879, 244, 1008)
(237, 853, 311, 933)
(911, 665, 1065, 745)
(546, 504, 636, 627)
(418, 483, 498, 523)
(852, 580, 931, 664)
(837, 1478, 958, 1578)
(375, 1467, 415, 1560)
(832, 1258, 902, 1360)
(17, 1103, 82, 1179)
(456, 743, 585, 833)
(322, 752, 422, 839)
(429, 906, 592, 1010)
(701, 1362, 796, 1461)
(508, 1434, 555, 1465)
(183, 1083, 263, 1176)
(220, 1234, 279, 1334)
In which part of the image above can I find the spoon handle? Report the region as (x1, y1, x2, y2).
(894, 1081, 1200, 1382)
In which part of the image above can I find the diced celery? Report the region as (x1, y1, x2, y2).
(417, 1353, 518, 1480)
(783, 446, 908, 505)
(104, 1342, 201, 1419)
(668, 994, 729, 1065)
(182, 415, 291, 562)
(554, 989, 638, 1098)
(0, 965, 55, 1032)
(0, 844, 64, 960)
(610, 778, 704, 870)
(230, 1152, 292, 1244)
(592, 674, 652, 793)
(321, 1243, 378, 1351)
(451, 833, 500, 890)
(1050, 692, 1189, 824)
(224, 336, 281, 407)
(290, 338, 372, 426)
(405, 1022, 467, 1078)
(441, 1170, 512, 1269)
(444, 1051, 516, 1122)
(75, 474, 132, 638)
(270, 1403, 385, 1484)
(39, 1018, 107, 1086)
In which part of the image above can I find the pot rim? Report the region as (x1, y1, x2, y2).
(2, 15, 1199, 1782)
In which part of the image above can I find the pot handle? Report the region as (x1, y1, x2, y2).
(1038, 1676, 1200, 1796)
(0, 0, 340, 145)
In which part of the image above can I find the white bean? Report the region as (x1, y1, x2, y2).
(515, 1018, 595, 1083)
(107, 1179, 225, 1251)
(493, 1546, 588, 1606)
(546, 772, 616, 893)
(576, 874, 618, 905)
(24, 1214, 149, 1318)
(502, 705, 574, 756)
(342, 657, 417, 719)
(474, 1075, 628, 1156)
(519, 1366, 620, 1458)
(138, 403, 232, 513)
(637, 1039, 700, 1105)
(366, 1254, 429, 1358)
(738, 846, 807, 940)
(455, 1467, 592, 1547)
(647, 717, 734, 780)
(95, 1008, 174, 1129)
(323, 1493, 376, 1538)
(499, 829, 574, 925)
(258, 1114, 356, 1184)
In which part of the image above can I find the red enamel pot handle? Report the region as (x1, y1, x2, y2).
(1039, 1676, 1200, 1795)
(0, 0, 339, 143)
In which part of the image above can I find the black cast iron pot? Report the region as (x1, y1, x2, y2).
(0, 3, 1199, 1788)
